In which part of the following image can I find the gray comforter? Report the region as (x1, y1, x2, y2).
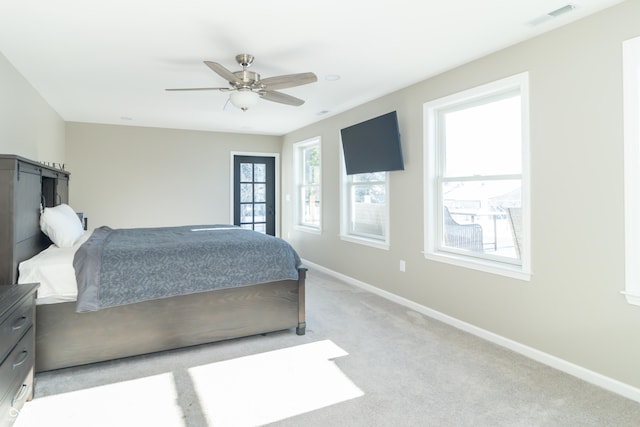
(73, 225, 302, 312)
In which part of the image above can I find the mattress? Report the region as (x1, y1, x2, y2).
(18, 231, 90, 304)
(18, 225, 302, 309)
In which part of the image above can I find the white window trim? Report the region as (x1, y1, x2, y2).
(423, 73, 531, 280)
(339, 146, 390, 250)
(623, 36, 640, 306)
(293, 136, 322, 235)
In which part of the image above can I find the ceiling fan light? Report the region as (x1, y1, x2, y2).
(230, 90, 259, 111)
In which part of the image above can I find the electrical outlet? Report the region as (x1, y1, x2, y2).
(399, 260, 406, 272)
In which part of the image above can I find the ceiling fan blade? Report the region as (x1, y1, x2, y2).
(260, 90, 305, 106)
(165, 87, 230, 91)
(259, 72, 317, 91)
(204, 61, 241, 84)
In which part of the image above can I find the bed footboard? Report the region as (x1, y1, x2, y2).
(35, 270, 306, 372)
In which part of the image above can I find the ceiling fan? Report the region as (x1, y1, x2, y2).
(166, 53, 318, 111)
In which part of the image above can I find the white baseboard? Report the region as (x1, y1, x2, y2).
(302, 259, 640, 404)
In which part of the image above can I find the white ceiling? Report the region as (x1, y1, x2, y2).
(0, 0, 624, 136)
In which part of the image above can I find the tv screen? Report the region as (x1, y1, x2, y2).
(340, 111, 405, 175)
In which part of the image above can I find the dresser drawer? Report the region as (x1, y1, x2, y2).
(0, 296, 35, 364)
(0, 373, 32, 427)
(0, 326, 34, 407)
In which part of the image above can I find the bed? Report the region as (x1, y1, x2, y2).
(3, 157, 306, 372)
(19, 217, 307, 372)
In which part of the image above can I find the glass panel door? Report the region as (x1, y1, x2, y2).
(233, 155, 276, 235)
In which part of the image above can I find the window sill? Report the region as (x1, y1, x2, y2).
(340, 234, 389, 250)
(622, 291, 640, 306)
(295, 225, 321, 235)
(424, 250, 531, 281)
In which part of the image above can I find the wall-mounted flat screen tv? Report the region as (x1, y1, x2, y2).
(340, 111, 404, 175)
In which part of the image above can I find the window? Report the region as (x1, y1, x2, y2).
(294, 137, 321, 232)
(623, 36, 640, 306)
(340, 168, 389, 249)
(424, 73, 530, 279)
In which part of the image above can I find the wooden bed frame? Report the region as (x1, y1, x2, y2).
(34, 271, 306, 372)
(2, 155, 306, 372)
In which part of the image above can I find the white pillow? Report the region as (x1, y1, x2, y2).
(40, 203, 84, 248)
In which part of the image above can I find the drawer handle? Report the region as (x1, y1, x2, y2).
(12, 350, 29, 369)
(11, 315, 28, 331)
(12, 383, 29, 407)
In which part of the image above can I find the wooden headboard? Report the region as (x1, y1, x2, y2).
(0, 155, 70, 285)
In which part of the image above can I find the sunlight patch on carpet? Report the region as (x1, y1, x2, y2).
(14, 373, 185, 427)
(188, 340, 364, 426)
(13, 340, 362, 427)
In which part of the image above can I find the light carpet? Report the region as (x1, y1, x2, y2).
(14, 269, 640, 426)
(15, 340, 362, 427)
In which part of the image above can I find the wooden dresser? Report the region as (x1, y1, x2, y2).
(0, 284, 38, 427)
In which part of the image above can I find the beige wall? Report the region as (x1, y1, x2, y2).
(0, 51, 65, 161)
(65, 122, 281, 229)
(282, 1, 640, 389)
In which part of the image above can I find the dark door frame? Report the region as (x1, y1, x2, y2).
(230, 151, 280, 236)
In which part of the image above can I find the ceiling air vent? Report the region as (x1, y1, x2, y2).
(528, 4, 576, 26)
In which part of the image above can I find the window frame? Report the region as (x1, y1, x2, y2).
(423, 73, 531, 280)
(293, 136, 322, 234)
(339, 148, 390, 250)
(623, 36, 640, 306)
